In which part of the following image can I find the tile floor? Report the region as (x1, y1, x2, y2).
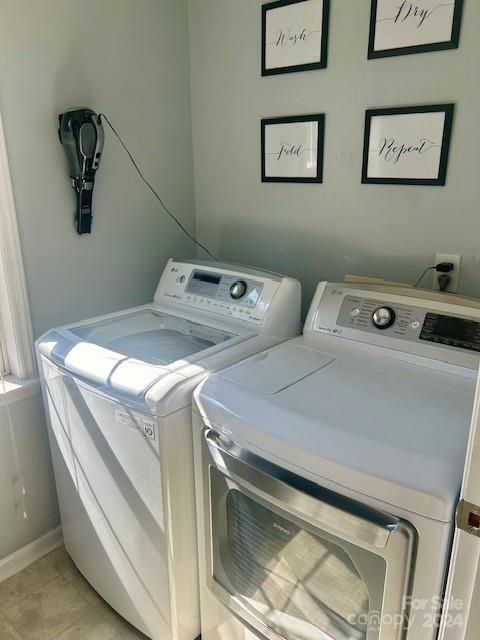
(0, 547, 147, 640)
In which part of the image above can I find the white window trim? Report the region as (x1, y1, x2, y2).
(0, 109, 36, 381)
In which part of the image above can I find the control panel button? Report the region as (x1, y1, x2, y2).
(410, 319, 420, 330)
(372, 306, 396, 330)
(230, 280, 247, 300)
(351, 308, 360, 317)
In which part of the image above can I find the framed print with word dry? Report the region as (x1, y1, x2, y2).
(368, 0, 464, 59)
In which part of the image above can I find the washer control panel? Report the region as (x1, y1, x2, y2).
(185, 270, 262, 307)
(154, 259, 285, 326)
(310, 283, 480, 368)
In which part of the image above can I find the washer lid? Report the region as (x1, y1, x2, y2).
(38, 308, 236, 400)
(196, 337, 476, 522)
(70, 309, 233, 365)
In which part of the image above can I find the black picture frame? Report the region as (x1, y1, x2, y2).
(261, 114, 325, 183)
(262, 0, 330, 76)
(361, 104, 454, 186)
(368, 0, 464, 59)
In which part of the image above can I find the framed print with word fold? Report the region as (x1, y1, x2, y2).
(262, 0, 330, 75)
(362, 104, 454, 186)
(368, 0, 464, 59)
(261, 114, 325, 183)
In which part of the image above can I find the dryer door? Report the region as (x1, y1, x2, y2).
(202, 428, 417, 640)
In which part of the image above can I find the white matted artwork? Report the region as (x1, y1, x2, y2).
(261, 115, 325, 183)
(368, 0, 464, 58)
(362, 105, 454, 185)
(262, 0, 329, 75)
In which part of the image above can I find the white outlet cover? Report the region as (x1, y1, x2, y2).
(433, 253, 461, 293)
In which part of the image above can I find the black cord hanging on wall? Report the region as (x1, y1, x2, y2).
(57, 107, 218, 260)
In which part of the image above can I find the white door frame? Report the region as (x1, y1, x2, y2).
(440, 371, 480, 639)
(0, 108, 36, 380)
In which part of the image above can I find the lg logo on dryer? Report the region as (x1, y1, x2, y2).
(272, 522, 292, 538)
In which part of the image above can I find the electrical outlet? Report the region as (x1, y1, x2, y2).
(433, 253, 461, 293)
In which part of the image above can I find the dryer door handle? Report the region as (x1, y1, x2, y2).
(204, 427, 408, 551)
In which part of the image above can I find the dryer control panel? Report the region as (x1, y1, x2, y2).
(154, 259, 300, 333)
(337, 295, 480, 353)
(306, 283, 480, 369)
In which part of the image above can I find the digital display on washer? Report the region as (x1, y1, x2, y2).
(420, 313, 480, 352)
(192, 272, 221, 285)
(187, 270, 222, 297)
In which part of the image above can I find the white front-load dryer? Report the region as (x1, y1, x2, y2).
(36, 258, 301, 640)
(193, 282, 480, 640)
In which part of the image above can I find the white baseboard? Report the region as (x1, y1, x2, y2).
(0, 527, 63, 583)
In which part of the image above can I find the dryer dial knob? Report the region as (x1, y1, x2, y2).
(229, 280, 247, 300)
(372, 307, 396, 330)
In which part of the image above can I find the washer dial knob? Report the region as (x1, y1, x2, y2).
(372, 306, 396, 330)
(230, 280, 248, 300)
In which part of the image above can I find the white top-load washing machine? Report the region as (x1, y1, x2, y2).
(193, 281, 480, 640)
(36, 258, 301, 640)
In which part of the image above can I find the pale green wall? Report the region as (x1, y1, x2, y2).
(0, 0, 196, 561)
(189, 0, 480, 312)
(0, 0, 197, 338)
(0, 392, 58, 560)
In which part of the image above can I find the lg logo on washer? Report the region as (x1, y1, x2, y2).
(143, 420, 156, 441)
(114, 409, 156, 441)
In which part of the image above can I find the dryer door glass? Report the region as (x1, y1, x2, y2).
(224, 489, 374, 640)
(70, 310, 235, 365)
